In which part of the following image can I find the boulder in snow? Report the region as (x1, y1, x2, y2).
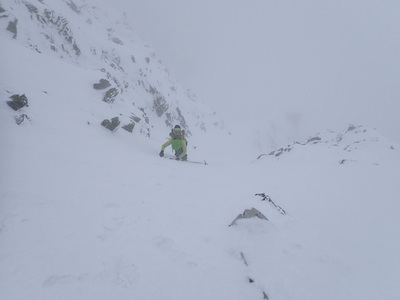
(15, 114, 30, 125)
(7, 94, 29, 111)
(93, 79, 111, 90)
(229, 207, 268, 226)
(7, 19, 18, 38)
(122, 123, 135, 133)
(101, 117, 120, 132)
(102, 87, 118, 103)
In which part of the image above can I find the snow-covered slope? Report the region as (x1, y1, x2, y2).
(0, 0, 224, 138)
(2, 92, 400, 300)
(1, 1, 400, 300)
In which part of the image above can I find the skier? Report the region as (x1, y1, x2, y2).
(159, 125, 188, 161)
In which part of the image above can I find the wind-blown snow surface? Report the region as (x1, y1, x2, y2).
(2, 75, 400, 300)
(2, 2, 400, 300)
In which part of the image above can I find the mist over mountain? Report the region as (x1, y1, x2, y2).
(113, 0, 400, 144)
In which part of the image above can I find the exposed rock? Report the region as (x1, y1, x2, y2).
(110, 36, 123, 45)
(240, 252, 248, 266)
(122, 123, 135, 133)
(346, 124, 356, 132)
(101, 117, 120, 132)
(130, 115, 141, 123)
(306, 136, 321, 144)
(7, 94, 28, 111)
(24, 2, 38, 14)
(42, 9, 81, 56)
(339, 159, 357, 165)
(3, 0, 223, 138)
(255, 193, 286, 215)
(102, 87, 118, 103)
(101, 50, 123, 72)
(15, 114, 30, 125)
(151, 87, 168, 117)
(258, 145, 292, 159)
(164, 108, 189, 134)
(229, 208, 268, 226)
(175, 107, 188, 130)
(7, 19, 18, 38)
(66, 0, 80, 14)
(93, 79, 111, 90)
(257, 125, 386, 166)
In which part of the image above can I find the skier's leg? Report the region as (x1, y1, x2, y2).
(175, 149, 182, 158)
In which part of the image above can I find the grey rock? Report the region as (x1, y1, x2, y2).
(101, 117, 120, 132)
(15, 114, 30, 125)
(93, 79, 111, 90)
(102, 88, 118, 103)
(229, 208, 268, 226)
(66, 0, 80, 14)
(7, 94, 28, 111)
(7, 19, 18, 38)
(122, 123, 135, 133)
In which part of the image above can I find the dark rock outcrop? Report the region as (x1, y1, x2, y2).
(122, 123, 135, 133)
(150, 86, 168, 117)
(93, 79, 111, 90)
(7, 19, 18, 38)
(7, 94, 28, 111)
(102, 88, 118, 103)
(101, 117, 120, 132)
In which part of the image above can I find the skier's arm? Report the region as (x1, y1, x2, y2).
(161, 139, 172, 151)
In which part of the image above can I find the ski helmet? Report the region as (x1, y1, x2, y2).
(171, 125, 183, 136)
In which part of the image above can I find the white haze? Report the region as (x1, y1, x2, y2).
(111, 0, 400, 143)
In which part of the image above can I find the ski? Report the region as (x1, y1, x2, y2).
(186, 159, 208, 165)
(163, 156, 207, 165)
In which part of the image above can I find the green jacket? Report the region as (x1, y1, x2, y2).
(161, 137, 187, 159)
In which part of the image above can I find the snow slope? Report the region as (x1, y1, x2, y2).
(1, 1, 400, 300)
(2, 83, 400, 299)
(0, 0, 224, 138)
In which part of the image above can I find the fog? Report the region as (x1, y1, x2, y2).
(110, 0, 400, 142)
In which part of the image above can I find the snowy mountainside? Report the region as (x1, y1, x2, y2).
(1, 1, 400, 300)
(257, 124, 398, 163)
(0, 0, 224, 137)
(250, 125, 400, 300)
(2, 81, 400, 300)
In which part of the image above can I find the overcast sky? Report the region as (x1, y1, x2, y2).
(110, 0, 400, 142)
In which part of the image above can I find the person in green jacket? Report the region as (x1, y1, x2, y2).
(159, 125, 188, 161)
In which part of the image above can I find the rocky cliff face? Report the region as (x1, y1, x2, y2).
(1, 0, 223, 136)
